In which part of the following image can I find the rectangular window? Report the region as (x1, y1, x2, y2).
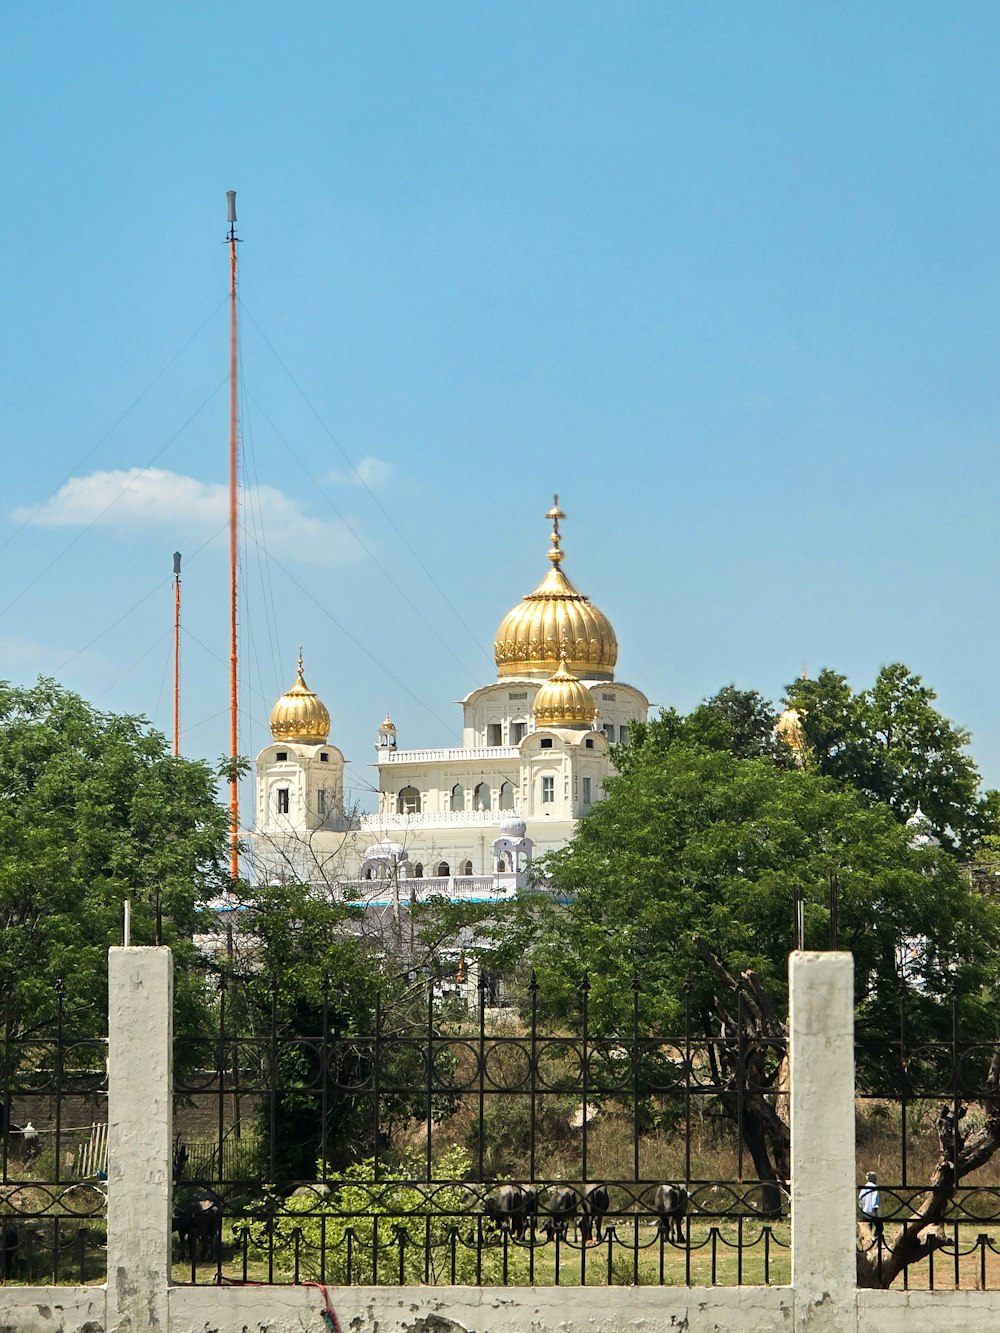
(320, 752, 329, 763)
(275, 751, 288, 762)
(541, 775, 555, 804)
(487, 723, 503, 746)
(619, 725, 628, 744)
(317, 789, 327, 816)
(508, 691, 528, 701)
(603, 724, 615, 743)
(602, 692, 616, 702)
(540, 737, 553, 749)
(277, 788, 289, 815)
(511, 721, 527, 743)
(582, 777, 592, 805)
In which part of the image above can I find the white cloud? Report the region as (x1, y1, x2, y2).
(326, 455, 394, 489)
(13, 468, 364, 565)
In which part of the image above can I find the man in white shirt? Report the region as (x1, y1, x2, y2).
(858, 1171, 883, 1238)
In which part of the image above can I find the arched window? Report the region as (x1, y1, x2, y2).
(474, 782, 491, 811)
(413, 863, 423, 878)
(450, 783, 464, 812)
(462, 859, 473, 876)
(437, 861, 450, 877)
(499, 780, 514, 810)
(397, 786, 421, 815)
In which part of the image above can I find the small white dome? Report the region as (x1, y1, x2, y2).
(500, 810, 527, 839)
(362, 839, 407, 862)
(906, 805, 940, 850)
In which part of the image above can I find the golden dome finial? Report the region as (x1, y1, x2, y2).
(269, 650, 331, 745)
(494, 497, 618, 681)
(546, 494, 566, 567)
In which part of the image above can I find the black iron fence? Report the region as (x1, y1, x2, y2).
(172, 972, 791, 1286)
(8, 971, 1000, 1291)
(855, 983, 1000, 1290)
(0, 986, 108, 1285)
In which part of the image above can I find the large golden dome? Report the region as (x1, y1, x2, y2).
(494, 498, 618, 681)
(533, 658, 599, 728)
(269, 651, 331, 745)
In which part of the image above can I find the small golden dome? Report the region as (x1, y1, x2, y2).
(775, 706, 807, 766)
(494, 497, 618, 681)
(380, 714, 396, 732)
(533, 657, 599, 728)
(269, 650, 331, 745)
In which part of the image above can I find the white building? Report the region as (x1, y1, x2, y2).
(252, 498, 648, 901)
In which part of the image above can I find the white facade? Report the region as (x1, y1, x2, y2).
(252, 502, 649, 896)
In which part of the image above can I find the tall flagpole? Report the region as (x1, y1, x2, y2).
(172, 551, 182, 757)
(227, 189, 240, 882)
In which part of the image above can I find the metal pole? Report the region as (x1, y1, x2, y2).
(172, 551, 181, 757)
(227, 190, 240, 882)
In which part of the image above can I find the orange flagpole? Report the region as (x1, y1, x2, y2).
(172, 551, 181, 757)
(227, 190, 240, 882)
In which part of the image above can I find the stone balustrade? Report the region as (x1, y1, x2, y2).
(375, 745, 519, 765)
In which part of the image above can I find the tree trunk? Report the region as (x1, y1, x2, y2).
(857, 1059, 1000, 1288)
(693, 936, 790, 1218)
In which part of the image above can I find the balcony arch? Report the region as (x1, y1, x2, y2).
(397, 786, 421, 815)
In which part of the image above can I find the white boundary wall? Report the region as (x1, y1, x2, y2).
(3, 948, 1000, 1332)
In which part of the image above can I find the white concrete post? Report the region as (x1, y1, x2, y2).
(790, 951, 857, 1331)
(107, 946, 173, 1332)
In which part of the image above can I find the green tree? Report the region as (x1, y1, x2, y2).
(615, 686, 784, 773)
(685, 684, 783, 761)
(226, 880, 451, 1185)
(0, 678, 229, 1059)
(784, 664, 997, 852)
(530, 732, 999, 1034)
(519, 729, 1000, 1211)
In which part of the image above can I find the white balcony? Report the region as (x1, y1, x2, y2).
(359, 809, 515, 829)
(375, 746, 519, 765)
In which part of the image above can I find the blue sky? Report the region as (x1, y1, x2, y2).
(2, 3, 1000, 813)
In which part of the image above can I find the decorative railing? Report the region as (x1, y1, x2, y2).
(337, 874, 513, 901)
(359, 810, 511, 829)
(375, 746, 519, 765)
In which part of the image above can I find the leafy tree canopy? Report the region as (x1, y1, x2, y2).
(524, 733, 1000, 1039)
(784, 664, 996, 852)
(624, 669, 996, 853)
(0, 678, 230, 1046)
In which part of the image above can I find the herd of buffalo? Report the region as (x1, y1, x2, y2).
(483, 1182, 689, 1246)
(170, 1181, 690, 1263)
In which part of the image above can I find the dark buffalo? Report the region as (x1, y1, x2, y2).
(542, 1186, 578, 1242)
(483, 1183, 538, 1240)
(580, 1183, 609, 1244)
(173, 1190, 222, 1263)
(0, 1221, 17, 1279)
(653, 1184, 688, 1243)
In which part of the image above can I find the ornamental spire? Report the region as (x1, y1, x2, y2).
(546, 495, 566, 567)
